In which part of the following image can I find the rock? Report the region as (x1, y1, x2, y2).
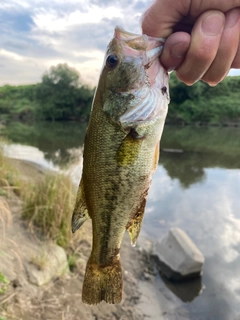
(154, 228, 204, 280)
(26, 244, 68, 286)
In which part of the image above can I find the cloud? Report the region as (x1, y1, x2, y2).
(0, 0, 151, 86)
(2, 0, 239, 86)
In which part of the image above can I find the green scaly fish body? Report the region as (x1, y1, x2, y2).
(72, 26, 170, 305)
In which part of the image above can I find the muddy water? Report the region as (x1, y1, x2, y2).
(2, 122, 240, 320)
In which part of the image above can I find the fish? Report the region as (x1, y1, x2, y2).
(71, 26, 170, 305)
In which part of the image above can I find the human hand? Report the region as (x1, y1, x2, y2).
(142, 1, 240, 86)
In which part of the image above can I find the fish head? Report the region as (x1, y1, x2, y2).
(99, 26, 169, 128)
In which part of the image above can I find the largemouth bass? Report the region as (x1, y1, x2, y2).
(72, 26, 169, 305)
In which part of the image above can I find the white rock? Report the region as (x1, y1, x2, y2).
(26, 244, 68, 286)
(155, 228, 204, 277)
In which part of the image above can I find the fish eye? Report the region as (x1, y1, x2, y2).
(106, 54, 119, 69)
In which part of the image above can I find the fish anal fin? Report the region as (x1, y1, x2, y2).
(72, 178, 90, 233)
(82, 257, 122, 305)
(126, 189, 148, 247)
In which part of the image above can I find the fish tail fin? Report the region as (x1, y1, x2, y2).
(82, 258, 122, 305)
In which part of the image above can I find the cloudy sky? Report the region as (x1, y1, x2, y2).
(1, 0, 239, 87)
(0, 0, 153, 87)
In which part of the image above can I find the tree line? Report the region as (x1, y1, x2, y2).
(0, 63, 94, 122)
(168, 72, 240, 125)
(0, 63, 240, 125)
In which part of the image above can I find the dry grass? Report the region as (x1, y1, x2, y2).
(0, 138, 16, 240)
(22, 172, 78, 248)
(0, 199, 11, 242)
(0, 139, 22, 198)
(30, 248, 48, 270)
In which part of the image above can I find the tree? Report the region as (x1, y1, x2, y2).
(35, 63, 88, 120)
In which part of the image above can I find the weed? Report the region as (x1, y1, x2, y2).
(0, 189, 7, 197)
(68, 253, 78, 272)
(22, 173, 77, 248)
(0, 272, 9, 294)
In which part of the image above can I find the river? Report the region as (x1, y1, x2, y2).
(1, 121, 240, 320)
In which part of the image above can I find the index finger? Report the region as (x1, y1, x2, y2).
(141, 0, 186, 37)
(141, 0, 240, 38)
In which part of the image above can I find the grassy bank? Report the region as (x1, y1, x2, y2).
(0, 138, 78, 249)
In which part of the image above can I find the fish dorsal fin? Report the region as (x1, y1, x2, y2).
(72, 178, 90, 233)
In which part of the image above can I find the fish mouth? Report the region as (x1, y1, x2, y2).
(113, 27, 169, 127)
(114, 26, 165, 68)
(112, 26, 165, 95)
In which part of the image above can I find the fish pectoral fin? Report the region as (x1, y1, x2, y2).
(126, 190, 148, 247)
(116, 129, 143, 166)
(72, 178, 90, 233)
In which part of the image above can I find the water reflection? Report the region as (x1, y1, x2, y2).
(145, 165, 240, 319)
(160, 275, 203, 303)
(1, 121, 87, 166)
(161, 125, 240, 157)
(3, 144, 59, 171)
(160, 150, 240, 188)
(160, 152, 206, 188)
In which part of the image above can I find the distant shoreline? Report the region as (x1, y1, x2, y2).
(1, 119, 240, 128)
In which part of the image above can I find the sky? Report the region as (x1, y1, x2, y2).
(0, 0, 239, 87)
(0, 0, 152, 87)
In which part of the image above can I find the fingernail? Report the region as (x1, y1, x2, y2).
(202, 12, 224, 36)
(170, 42, 188, 59)
(225, 8, 240, 29)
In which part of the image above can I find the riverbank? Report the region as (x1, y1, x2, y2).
(0, 159, 164, 320)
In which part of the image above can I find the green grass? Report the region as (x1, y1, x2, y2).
(0, 272, 9, 294)
(22, 172, 77, 248)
